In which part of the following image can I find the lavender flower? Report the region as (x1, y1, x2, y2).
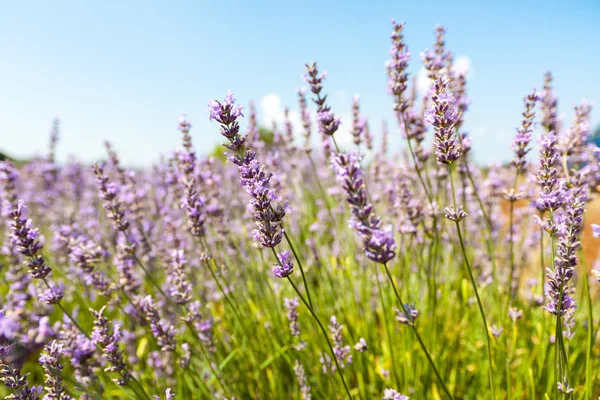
(90, 306, 130, 386)
(508, 307, 523, 322)
(510, 89, 539, 172)
(39, 284, 64, 305)
(177, 115, 207, 237)
(182, 301, 215, 353)
(39, 341, 72, 400)
(490, 325, 503, 339)
(297, 87, 312, 152)
(540, 72, 559, 134)
(304, 62, 341, 138)
(294, 360, 311, 400)
(0, 161, 19, 206)
(593, 224, 600, 238)
(69, 237, 112, 296)
(92, 162, 129, 232)
(394, 303, 419, 325)
(209, 91, 286, 249)
(387, 20, 411, 113)
(544, 189, 584, 316)
(0, 363, 43, 399)
(208, 90, 245, 151)
(167, 249, 192, 305)
(383, 388, 409, 400)
(351, 95, 366, 146)
(138, 295, 177, 352)
(353, 338, 368, 352)
(273, 251, 294, 278)
(426, 77, 461, 164)
(560, 100, 592, 157)
(283, 297, 300, 336)
(5, 200, 51, 279)
(331, 151, 396, 263)
(154, 388, 174, 400)
(536, 133, 563, 213)
(328, 316, 352, 370)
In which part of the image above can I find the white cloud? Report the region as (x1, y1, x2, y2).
(259, 93, 303, 139)
(416, 55, 473, 96)
(417, 66, 431, 96)
(260, 93, 284, 128)
(453, 55, 472, 77)
(258, 91, 357, 151)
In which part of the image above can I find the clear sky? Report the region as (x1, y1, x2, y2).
(1, 0, 599, 166)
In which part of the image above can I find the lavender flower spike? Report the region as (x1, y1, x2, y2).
(510, 89, 539, 172)
(0, 363, 43, 400)
(5, 200, 51, 279)
(39, 341, 72, 400)
(387, 20, 411, 113)
(544, 189, 584, 316)
(426, 77, 461, 164)
(90, 306, 130, 386)
(331, 151, 396, 263)
(304, 62, 341, 137)
(351, 95, 366, 146)
(209, 91, 286, 249)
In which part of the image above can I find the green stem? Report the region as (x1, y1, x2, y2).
(381, 262, 454, 399)
(280, 271, 352, 399)
(584, 273, 594, 399)
(283, 231, 314, 310)
(373, 264, 400, 389)
(448, 164, 496, 400)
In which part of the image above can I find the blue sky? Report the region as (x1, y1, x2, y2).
(1, 0, 599, 166)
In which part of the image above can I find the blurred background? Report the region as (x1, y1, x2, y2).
(0, 0, 599, 166)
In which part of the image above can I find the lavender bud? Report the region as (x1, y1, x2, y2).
(394, 303, 418, 326)
(90, 306, 130, 386)
(294, 360, 311, 400)
(39, 341, 72, 400)
(273, 251, 294, 278)
(383, 388, 409, 400)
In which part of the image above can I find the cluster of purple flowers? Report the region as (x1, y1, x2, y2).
(209, 91, 287, 250)
(426, 77, 461, 165)
(92, 162, 129, 232)
(5, 200, 51, 279)
(38, 341, 71, 400)
(304, 62, 341, 138)
(351, 95, 367, 146)
(544, 190, 585, 315)
(510, 89, 539, 172)
(331, 151, 396, 264)
(386, 20, 411, 114)
(90, 306, 130, 386)
(177, 116, 207, 237)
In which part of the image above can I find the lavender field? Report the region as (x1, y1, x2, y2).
(2, 19, 600, 400)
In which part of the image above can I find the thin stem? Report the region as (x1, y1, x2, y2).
(307, 152, 336, 225)
(381, 262, 454, 400)
(373, 264, 400, 389)
(448, 164, 495, 400)
(584, 272, 594, 399)
(280, 271, 352, 399)
(42, 278, 90, 340)
(283, 231, 314, 310)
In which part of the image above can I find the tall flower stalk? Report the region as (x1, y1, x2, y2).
(331, 151, 453, 399)
(426, 76, 495, 399)
(208, 91, 352, 399)
(506, 89, 538, 299)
